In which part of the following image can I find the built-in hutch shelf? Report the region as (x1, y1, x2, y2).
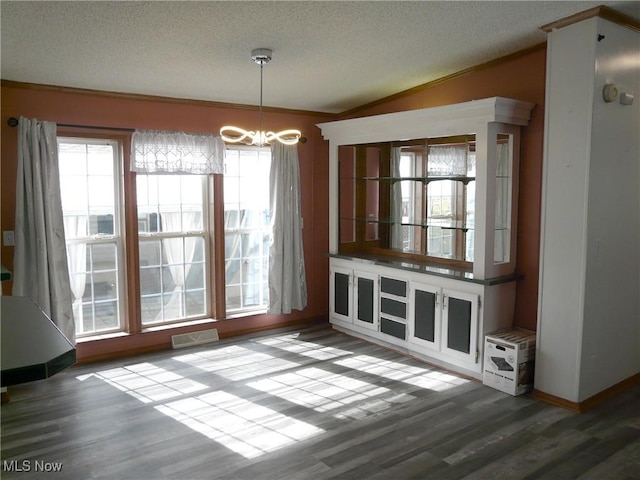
(319, 97, 534, 378)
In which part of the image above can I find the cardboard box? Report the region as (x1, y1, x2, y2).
(483, 328, 536, 396)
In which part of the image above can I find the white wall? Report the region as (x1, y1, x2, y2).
(536, 16, 640, 403)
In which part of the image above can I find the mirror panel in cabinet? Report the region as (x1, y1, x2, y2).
(365, 146, 381, 242)
(339, 135, 478, 266)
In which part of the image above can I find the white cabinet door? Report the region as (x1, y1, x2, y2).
(408, 281, 441, 352)
(329, 265, 353, 324)
(441, 289, 480, 364)
(353, 270, 379, 332)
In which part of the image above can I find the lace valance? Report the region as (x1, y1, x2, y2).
(428, 144, 472, 176)
(131, 130, 225, 174)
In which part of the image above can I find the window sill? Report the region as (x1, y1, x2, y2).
(225, 309, 268, 320)
(76, 318, 219, 342)
(76, 331, 130, 343)
(141, 317, 217, 333)
(76, 312, 268, 343)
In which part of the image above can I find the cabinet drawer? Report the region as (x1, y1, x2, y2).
(380, 317, 406, 340)
(381, 297, 407, 319)
(380, 277, 407, 297)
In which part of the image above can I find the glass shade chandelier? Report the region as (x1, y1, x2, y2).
(220, 48, 302, 146)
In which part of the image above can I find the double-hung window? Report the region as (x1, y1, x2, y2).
(58, 138, 125, 337)
(59, 135, 272, 339)
(137, 174, 209, 325)
(223, 147, 271, 314)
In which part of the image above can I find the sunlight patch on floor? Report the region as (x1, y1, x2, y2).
(172, 345, 299, 381)
(76, 362, 208, 403)
(248, 366, 414, 419)
(254, 333, 352, 360)
(156, 390, 324, 459)
(335, 355, 470, 392)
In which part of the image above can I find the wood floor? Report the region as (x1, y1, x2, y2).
(2, 326, 639, 479)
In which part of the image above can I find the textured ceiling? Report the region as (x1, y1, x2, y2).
(1, 1, 639, 114)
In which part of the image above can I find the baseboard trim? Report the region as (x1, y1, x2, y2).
(532, 373, 640, 413)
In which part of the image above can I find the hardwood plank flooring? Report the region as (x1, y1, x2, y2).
(2, 326, 639, 479)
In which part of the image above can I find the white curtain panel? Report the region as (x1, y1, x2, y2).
(13, 117, 75, 343)
(268, 143, 307, 314)
(63, 216, 88, 325)
(131, 130, 225, 174)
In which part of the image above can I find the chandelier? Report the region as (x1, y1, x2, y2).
(220, 48, 302, 146)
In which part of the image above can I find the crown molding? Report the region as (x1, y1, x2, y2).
(540, 5, 640, 33)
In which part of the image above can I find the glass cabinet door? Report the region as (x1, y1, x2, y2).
(337, 130, 519, 272)
(494, 133, 513, 265)
(339, 146, 356, 244)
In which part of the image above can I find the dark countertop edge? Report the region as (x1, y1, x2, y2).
(328, 253, 521, 286)
(0, 349, 76, 387)
(0, 265, 11, 281)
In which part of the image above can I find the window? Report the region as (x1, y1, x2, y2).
(223, 147, 271, 314)
(59, 136, 272, 338)
(58, 138, 124, 337)
(137, 175, 209, 325)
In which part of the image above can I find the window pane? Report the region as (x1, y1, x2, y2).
(186, 262, 205, 290)
(88, 176, 115, 210)
(225, 258, 241, 285)
(81, 304, 95, 333)
(61, 180, 88, 214)
(186, 291, 206, 317)
(93, 271, 117, 301)
(181, 176, 203, 204)
(224, 209, 239, 230)
(158, 176, 182, 204)
(226, 285, 242, 311)
(140, 240, 161, 266)
(95, 301, 118, 331)
(141, 295, 162, 323)
(140, 266, 161, 295)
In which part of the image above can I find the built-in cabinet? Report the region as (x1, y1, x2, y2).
(320, 97, 534, 378)
(330, 256, 516, 378)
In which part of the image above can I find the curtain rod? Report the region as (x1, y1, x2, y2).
(7, 116, 135, 132)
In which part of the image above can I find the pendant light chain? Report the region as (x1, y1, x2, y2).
(259, 62, 264, 147)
